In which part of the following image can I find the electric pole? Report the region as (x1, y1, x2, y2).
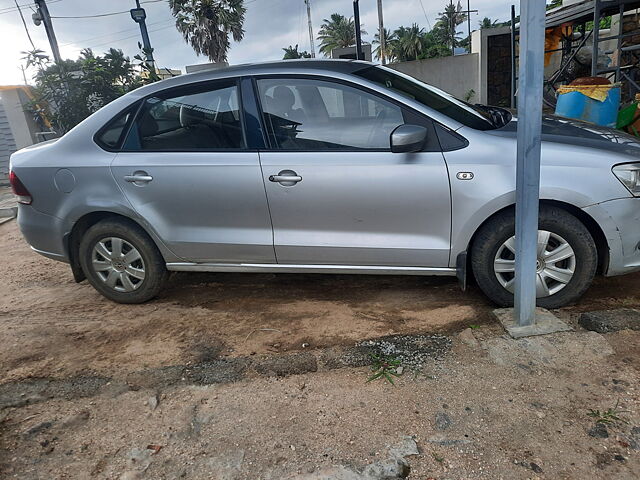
(450, 0, 456, 56)
(353, 0, 363, 60)
(33, 0, 62, 64)
(377, 0, 386, 64)
(462, 0, 478, 53)
(131, 0, 155, 66)
(304, 0, 316, 58)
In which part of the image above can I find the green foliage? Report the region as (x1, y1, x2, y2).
(282, 44, 312, 60)
(317, 13, 367, 56)
(587, 401, 630, 425)
(479, 17, 499, 29)
(169, 0, 246, 63)
(23, 47, 145, 134)
(367, 354, 402, 385)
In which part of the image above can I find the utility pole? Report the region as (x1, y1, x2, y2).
(377, 0, 386, 64)
(33, 0, 62, 63)
(450, 0, 456, 56)
(131, 0, 155, 66)
(304, 0, 316, 58)
(353, 0, 363, 60)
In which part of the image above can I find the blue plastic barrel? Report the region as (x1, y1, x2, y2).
(555, 86, 621, 127)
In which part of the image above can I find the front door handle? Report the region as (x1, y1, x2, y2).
(124, 173, 153, 184)
(269, 170, 302, 186)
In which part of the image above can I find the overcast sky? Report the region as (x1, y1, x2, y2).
(0, 0, 525, 85)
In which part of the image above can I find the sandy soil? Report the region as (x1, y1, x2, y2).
(2, 220, 640, 384)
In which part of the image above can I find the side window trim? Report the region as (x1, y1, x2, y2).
(120, 78, 249, 153)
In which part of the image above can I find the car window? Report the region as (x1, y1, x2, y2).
(257, 78, 404, 150)
(96, 106, 136, 150)
(125, 83, 245, 151)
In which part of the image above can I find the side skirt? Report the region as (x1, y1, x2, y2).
(166, 262, 457, 276)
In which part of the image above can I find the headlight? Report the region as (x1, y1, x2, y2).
(613, 163, 640, 196)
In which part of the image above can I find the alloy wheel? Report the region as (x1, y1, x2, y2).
(91, 237, 146, 292)
(493, 230, 576, 298)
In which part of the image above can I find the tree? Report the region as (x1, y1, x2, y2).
(169, 0, 246, 63)
(23, 47, 143, 133)
(317, 13, 367, 57)
(282, 44, 311, 60)
(479, 17, 499, 29)
(434, 1, 468, 53)
(373, 28, 396, 62)
(393, 24, 426, 62)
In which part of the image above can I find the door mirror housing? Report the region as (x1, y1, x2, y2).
(390, 124, 428, 153)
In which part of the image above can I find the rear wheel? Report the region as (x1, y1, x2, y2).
(79, 219, 168, 303)
(471, 206, 597, 308)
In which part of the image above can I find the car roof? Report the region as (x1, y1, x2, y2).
(134, 59, 375, 96)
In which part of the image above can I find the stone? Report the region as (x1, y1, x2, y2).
(202, 450, 245, 480)
(530, 462, 543, 473)
(119, 471, 143, 480)
(435, 412, 453, 431)
(588, 423, 609, 438)
(148, 395, 159, 410)
(389, 436, 419, 458)
(579, 309, 640, 333)
(457, 328, 479, 347)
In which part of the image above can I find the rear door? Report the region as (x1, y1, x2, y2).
(110, 79, 275, 263)
(255, 76, 452, 267)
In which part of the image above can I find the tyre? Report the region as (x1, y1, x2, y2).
(79, 219, 168, 304)
(471, 206, 597, 309)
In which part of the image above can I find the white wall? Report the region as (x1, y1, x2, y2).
(387, 53, 480, 102)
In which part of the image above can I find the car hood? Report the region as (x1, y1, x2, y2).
(486, 114, 640, 157)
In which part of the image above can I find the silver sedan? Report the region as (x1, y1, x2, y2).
(9, 60, 640, 305)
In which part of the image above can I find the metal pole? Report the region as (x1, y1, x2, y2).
(514, 0, 546, 327)
(591, 0, 601, 75)
(510, 4, 517, 109)
(34, 0, 62, 64)
(134, 0, 155, 65)
(305, 0, 316, 58)
(450, 0, 455, 56)
(353, 0, 363, 60)
(377, 0, 386, 64)
(467, 0, 472, 53)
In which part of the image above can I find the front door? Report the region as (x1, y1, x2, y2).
(111, 80, 275, 264)
(256, 76, 451, 267)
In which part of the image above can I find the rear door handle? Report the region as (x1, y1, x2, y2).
(269, 170, 302, 186)
(124, 174, 153, 183)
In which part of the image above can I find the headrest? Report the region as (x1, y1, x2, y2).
(180, 104, 205, 128)
(272, 86, 296, 110)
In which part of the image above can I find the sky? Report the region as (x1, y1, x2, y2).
(0, 0, 524, 86)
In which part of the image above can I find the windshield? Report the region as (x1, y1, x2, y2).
(354, 65, 502, 131)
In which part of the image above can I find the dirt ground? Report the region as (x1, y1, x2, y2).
(1, 219, 639, 479)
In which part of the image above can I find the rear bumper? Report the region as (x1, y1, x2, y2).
(17, 205, 69, 263)
(583, 197, 640, 277)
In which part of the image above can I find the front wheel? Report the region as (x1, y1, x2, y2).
(79, 219, 168, 304)
(471, 206, 598, 308)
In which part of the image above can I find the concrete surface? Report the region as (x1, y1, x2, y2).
(493, 307, 572, 338)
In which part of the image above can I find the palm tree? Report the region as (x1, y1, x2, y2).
(479, 17, 499, 29)
(393, 24, 425, 62)
(282, 44, 311, 60)
(169, 0, 246, 64)
(373, 27, 396, 63)
(317, 13, 367, 57)
(435, 1, 468, 53)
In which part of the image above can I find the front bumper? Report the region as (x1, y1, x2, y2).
(17, 205, 69, 263)
(583, 197, 640, 277)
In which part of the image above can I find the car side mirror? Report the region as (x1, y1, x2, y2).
(390, 124, 428, 153)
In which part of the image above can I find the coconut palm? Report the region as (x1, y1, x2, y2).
(434, 1, 468, 52)
(373, 27, 396, 63)
(393, 24, 426, 62)
(282, 44, 311, 60)
(479, 17, 499, 29)
(317, 13, 367, 57)
(169, 0, 246, 64)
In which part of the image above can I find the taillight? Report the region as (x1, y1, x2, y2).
(9, 171, 32, 205)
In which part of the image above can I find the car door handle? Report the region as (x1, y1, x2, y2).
(269, 170, 302, 185)
(124, 174, 153, 183)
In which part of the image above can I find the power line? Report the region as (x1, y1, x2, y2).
(49, 0, 164, 19)
(59, 19, 172, 47)
(0, 0, 63, 15)
(83, 23, 174, 50)
(418, 0, 432, 29)
(14, 0, 35, 49)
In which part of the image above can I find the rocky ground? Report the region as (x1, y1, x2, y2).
(0, 219, 639, 479)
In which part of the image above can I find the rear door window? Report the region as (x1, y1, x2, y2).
(124, 82, 245, 151)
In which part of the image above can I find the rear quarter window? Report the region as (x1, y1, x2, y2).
(95, 105, 137, 150)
